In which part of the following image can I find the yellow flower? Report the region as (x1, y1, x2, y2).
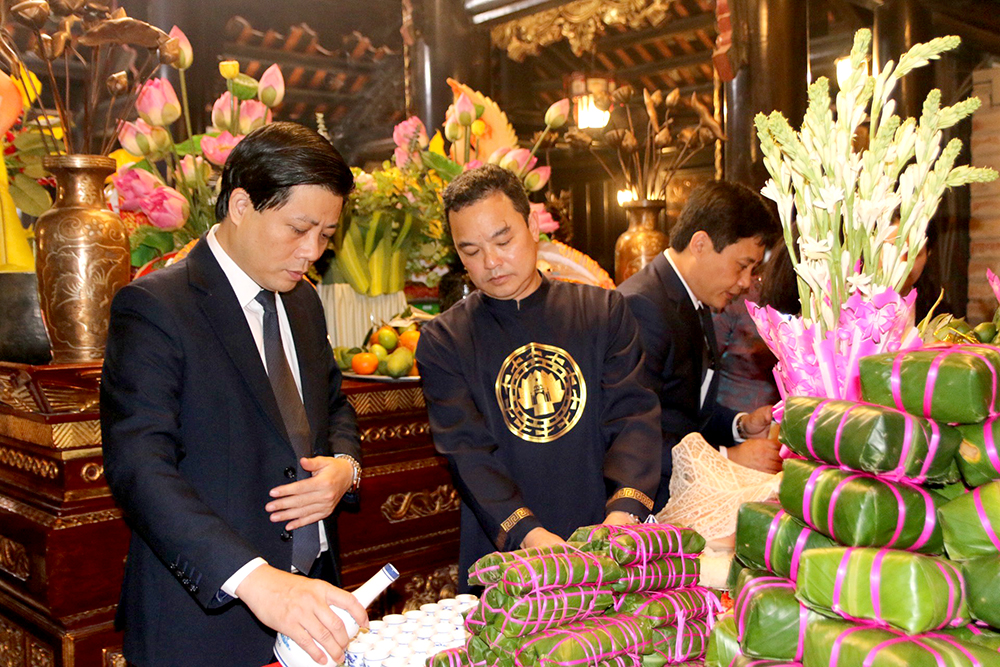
(429, 131, 446, 156)
(426, 219, 443, 240)
(219, 60, 240, 80)
(109, 148, 142, 172)
(11, 66, 40, 109)
(471, 119, 486, 137)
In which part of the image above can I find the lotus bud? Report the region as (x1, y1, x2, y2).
(653, 126, 673, 149)
(106, 70, 128, 96)
(219, 60, 240, 80)
(211, 91, 237, 133)
(201, 131, 244, 167)
(665, 88, 681, 107)
(604, 128, 627, 148)
(649, 90, 664, 107)
(444, 115, 463, 142)
(168, 26, 193, 70)
(454, 93, 475, 126)
(257, 63, 284, 107)
(543, 98, 570, 129)
(499, 147, 532, 176)
(139, 185, 190, 231)
(677, 127, 698, 145)
(12, 0, 51, 29)
(620, 131, 639, 154)
(238, 99, 271, 134)
(643, 89, 660, 133)
(487, 146, 511, 165)
(174, 154, 211, 188)
(135, 78, 181, 127)
(523, 166, 551, 192)
(610, 85, 634, 106)
(158, 36, 180, 67)
(37, 34, 64, 61)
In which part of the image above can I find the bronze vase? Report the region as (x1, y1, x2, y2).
(615, 199, 668, 285)
(35, 155, 130, 363)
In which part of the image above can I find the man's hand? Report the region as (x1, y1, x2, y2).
(236, 564, 368, 665)
(267, 456, 354, 530)
(604, 511, 639, 526)
(741, 405, 774, 439)
(520, 527, 566, 550)
(728, 438, 783, 474)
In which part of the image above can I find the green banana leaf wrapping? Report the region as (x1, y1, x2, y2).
(778, 458, 945, 554)
(858, 345, 1000, 424)
(779, 396, 961, 484)
(802, 619, 1000, 667)
(469, 543, 596, 586)
(795, 547, 969, 634)
(735, 503, 837, 581)
(941, 625, 1000, 653)
(733, 569, 822, 661)
(514, 614, 654, 667)
(956, 419, 1000, 488)
(642, 618, 711, 667)
(939, 482, 1000, 561)
(614, 587, 721, 628)
(467, 632, 519, 667)
(427, 647, 475, 667)
(610, 557, 701, 593)
(479, 585, 615, 637)
(731, 659, 802, 667)
(963, 555, 1000, 628)
(705, 615, 742, 667)
(498, 551, 623, 597)
(569, 525, 706, 565)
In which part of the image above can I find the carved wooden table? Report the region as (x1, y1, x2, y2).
(0, 364, 459, 666)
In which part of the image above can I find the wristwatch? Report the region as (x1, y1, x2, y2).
(333, 454, 362, 492)
(736, 413, 750, 440)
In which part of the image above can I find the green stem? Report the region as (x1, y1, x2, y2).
(179, 69, 194, 141)
(528, 126, 551, 161)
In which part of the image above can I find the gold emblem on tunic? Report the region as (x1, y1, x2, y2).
(495, 342, 586, 443)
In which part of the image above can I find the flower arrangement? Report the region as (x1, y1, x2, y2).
(0, 2, 180, 156)
(747, 28, 998, 409)
(111, 31, 286, 268)
(563, 85, 724, 201)
(332, 81, 569, 296)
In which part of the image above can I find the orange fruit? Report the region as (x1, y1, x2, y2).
(409, 360, 419, 377)
(351, 352, 379, 375)
(399, 330, 420, 352)
(368, 330, 380, 346)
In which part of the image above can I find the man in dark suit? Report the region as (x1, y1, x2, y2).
(102, 123, 366, 667)
(618, 180, 784, 511)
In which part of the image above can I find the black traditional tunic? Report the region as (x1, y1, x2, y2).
(416, 274, 661, 589)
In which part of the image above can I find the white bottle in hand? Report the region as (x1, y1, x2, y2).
(274, 564, 399, 667)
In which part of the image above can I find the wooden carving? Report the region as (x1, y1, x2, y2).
(401, 564, 458, 612)
(380, 484, 460, 523)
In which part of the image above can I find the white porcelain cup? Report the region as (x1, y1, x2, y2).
(433, 622, 454, 636)
(409, 639, 433, 656)
(404, 610, 425, 623)
(454, 594, 478, 605)
(431, 633, 452, 653)
(437, 599, 460, 611)
(346, 640, 372, 667)
(383, 614, 406, 626)
(368, 620, 387, 635)
(383, 656, 408, 667)
(400, 622, 420, 635)
(364, 646, 392, 667)
(415, 628, 435, 641)
(390, 646, 413, 659)
(395, 633, 414, 646)
(419, 603, 441, 616)
(379, 627, 401, 643)
(419, 615, 438, 627)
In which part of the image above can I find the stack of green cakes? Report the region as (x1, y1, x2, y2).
(708, 343, 1000, 667)
(428, 523, 719, 667)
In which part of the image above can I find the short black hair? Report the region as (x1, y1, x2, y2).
(670, 180, 781, 252)
(442, 163, 530, 223)
(215, 121, 354, 221)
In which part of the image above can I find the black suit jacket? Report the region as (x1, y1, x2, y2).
(101, 238, 360, 667)
(617, 253, 738, 510)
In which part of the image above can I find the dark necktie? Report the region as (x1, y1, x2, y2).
(254, 289, 319, 573)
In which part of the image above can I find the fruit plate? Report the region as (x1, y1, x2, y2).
(341, 372, 421, 383)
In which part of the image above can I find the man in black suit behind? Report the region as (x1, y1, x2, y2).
(618, 181, 784, 511)
(102, 123, 366, 667)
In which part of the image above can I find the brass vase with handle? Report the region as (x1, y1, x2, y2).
(35, 155, 130, 363)
(614, 199, 668, 285)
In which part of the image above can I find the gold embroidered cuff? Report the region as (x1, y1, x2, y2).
(496, 507, 534, 548)
(607, 487, 654, 511)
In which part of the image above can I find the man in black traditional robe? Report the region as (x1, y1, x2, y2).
(416, 165, 661, 590)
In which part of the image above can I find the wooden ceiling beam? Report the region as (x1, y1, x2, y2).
(531, 51, 712, 91)
(596, 13, 716, 53)
(220, 42, 384, 75)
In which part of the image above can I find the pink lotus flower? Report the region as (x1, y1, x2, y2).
(136, 79, 181, 127)
(454, 93, 476, 126)
(112, 168, 161, 212)
(118, 119, 169, 156)
(988, 268, 1000, 305)
(462, 159, 483, 171)
(140, 186, 190, 231)
(257, 63, 285, 108)
(201, 131, 244, 166)
(238, 100, 272, 134)
(544, 98, 571, 129)
(523, 166, 551, 192)
(393, 116, 429, 152)
(211, 91, 237, 133)
(169, 26, 193, 70)
(174, 155, 211, 188)
(499, 147, 536, 176)
(394, 146, 414, 169)
(531, 202, 558, 234)
(487, 146, 511, 165)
